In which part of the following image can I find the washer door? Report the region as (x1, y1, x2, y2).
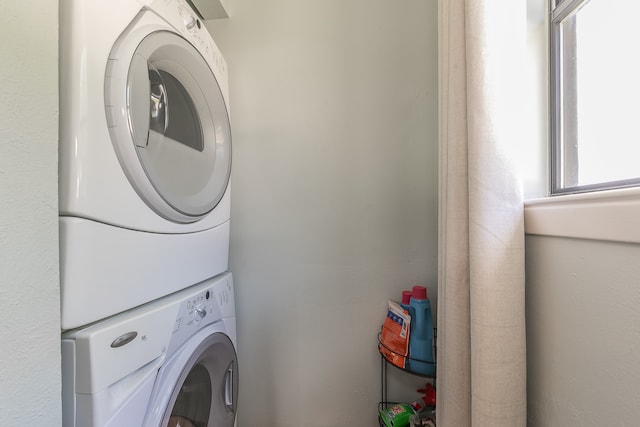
(106, 28, 231, 223)
(145, 328, 238, 427)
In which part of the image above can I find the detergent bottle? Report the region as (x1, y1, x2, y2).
(399, 290, 415, 370)
(400, 290, 413, 312)
(408, 285, 435, 376)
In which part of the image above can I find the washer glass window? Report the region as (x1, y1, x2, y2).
(163, 332, 238, 427)
(168, 363, 212, 427)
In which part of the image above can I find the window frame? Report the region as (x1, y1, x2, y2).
(524, 0, 640, 243)
(549, 0, 640, 195)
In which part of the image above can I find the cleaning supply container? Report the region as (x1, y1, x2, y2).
(400, 290, 413, 312)
(399, 289, 415, 366)
(408, 285, 435, 376)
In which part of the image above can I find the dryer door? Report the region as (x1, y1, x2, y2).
(145, 327, 238, 427)
(106, 28, 231, 223)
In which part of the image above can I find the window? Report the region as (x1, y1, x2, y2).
(550, 0, 640, 194)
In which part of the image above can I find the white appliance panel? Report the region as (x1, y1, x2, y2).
(62, 273, 237, 427)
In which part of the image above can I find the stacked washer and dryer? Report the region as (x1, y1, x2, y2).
(58, 0, 237, 425)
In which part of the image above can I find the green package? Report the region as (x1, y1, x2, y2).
(379, 403, 414, 427)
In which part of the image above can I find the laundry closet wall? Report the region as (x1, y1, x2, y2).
(207, 1, 438, 425)
(0, 1, 61, 425)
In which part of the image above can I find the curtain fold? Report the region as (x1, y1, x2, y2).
(437, 1, 527, 426)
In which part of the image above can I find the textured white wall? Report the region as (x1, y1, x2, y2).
(0, 1, 61, 424)
(526, 235, 640, 425)
(206, 1, 438, 425)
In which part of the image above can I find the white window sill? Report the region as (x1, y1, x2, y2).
(524, 187, 640, 244)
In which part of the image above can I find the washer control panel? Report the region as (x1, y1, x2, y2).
(167, 274, 234, 356)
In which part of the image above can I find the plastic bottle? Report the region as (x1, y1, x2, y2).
(400, 290, 413, 312)
(408, 285, 435, 376)
(399, 290, 415, 371)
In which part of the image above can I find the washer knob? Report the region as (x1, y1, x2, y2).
(184, 15, 197, 30)
(194, 306, 207, 321)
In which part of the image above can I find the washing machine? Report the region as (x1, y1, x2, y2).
(59, 0, 232, 329)
(62, 272, 238, 427)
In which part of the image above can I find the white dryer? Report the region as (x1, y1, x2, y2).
(59, 0, 232, 329)
(62, 273, 238, 427)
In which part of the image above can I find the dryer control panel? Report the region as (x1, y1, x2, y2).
(144, 0, 228, 79)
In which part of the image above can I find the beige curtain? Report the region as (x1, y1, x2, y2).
(437, 1, 527, 426)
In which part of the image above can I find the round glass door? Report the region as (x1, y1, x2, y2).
(107, 30, 231, 223)
(164, 333, 238, 427)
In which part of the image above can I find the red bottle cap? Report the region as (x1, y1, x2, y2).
(401, 290, 412, 305)
(412, 285, 427, 300)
